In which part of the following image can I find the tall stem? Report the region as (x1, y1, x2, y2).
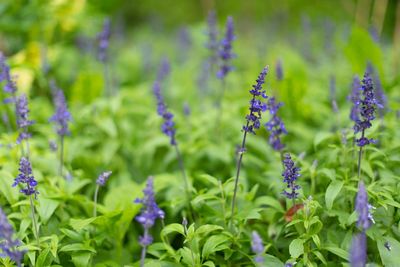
(93, 185, 100, 217)
(59, 136, 64, 177)
(216, 79, 226, 129)
(357, 130, 365, 179)
(29, 195, 40, 247)
(230, 122, 249, 227)
(140, 228, 149, 267)
(174, 144, 194, 222)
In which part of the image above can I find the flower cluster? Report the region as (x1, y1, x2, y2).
(217, 16, 235, 79)
(0, 53, 17, 103)
(348, 76, 361, 122)
(0, 207, 24, 266)
(251, 231, 264, 264)
(243, 66, 268, 134)
(206, 10, 218, 67)
(135, 177, 165, 246)
(96, 171, 112, 186)
(282, 153, 301, 199)
(153, 60, 176, 145)
(265, 97, 287, 151)
(49, 81, 72, 137)
(97, 18, 111, 63)
(16, 94, 34, 144)
(355, 181, 374, 231)
(350, 232, 367, 267)
(12, 157, 38, 198)
(353, 72, 380, 147)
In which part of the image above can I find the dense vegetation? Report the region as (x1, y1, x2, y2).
(0, 1, 399, 266)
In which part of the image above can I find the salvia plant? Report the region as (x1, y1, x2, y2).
(49, 80, 72, 176)
(0, 3, 399, 267)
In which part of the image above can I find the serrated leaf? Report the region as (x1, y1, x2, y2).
(69, 218, 96, 231)
(202, 234, 230, 259)
(59, 243, 96, 253)
(161, 224, 185, 240)
(195, 225, 223, 236)
(37, 198, 59, 224)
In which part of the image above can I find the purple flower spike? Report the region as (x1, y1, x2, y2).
(97, 18, 111, 63)
(135, 177, 164, 247)
(217, 16, 235, 79)
(355, 181, 374, 231)
(0, 53, 17, 97)
(96, 171, 112, 186)
(0, 207, 24, 266)
(153, 63, 176, 145)
(49, 81, 72, 137)
(206, 10, 218, 67)
(243, 66, 268, 134)
(16, 94, 34, 144)
(265, 97, 287, 151)
(350, 232, 367, 267)
(354, 72, 379, 147)
(282, 153, 301, 199)
(12, 157, 38, 198)
(251, 231, 264, 264)
(157, 58, 171, 82)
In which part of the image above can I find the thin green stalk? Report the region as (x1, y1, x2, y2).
(218, 180, 227, 228)
(29, 195, 40, 247)
(93, 185, 100, 217)
(230, 122, 249, 227)
(59, 136, 64, 177)
(140, 228, 148, 267)
(174, 144, 194, 222)
(357, 129, 365, 179)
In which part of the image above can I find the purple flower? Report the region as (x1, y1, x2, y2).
(355, 181, 374, 231)
(183, 102, 191, 116)
(15, 94, 34, 144)
(206, 10, 218, 68)
(135, 177, 164, 246)
(0, 207, 24, 266)
(0, 53, 17, 97)
(49, 81, 72, 137)
(12, 157, 38, 198)
(96, 171, 112, 186)
(97, 18, 111, 62)
(243, 66, 268, 134)
(348, 76, 361, 122)
(265, 97, 287, 151)
(217, 16, 235, 79)
(157, 58, 170, 82)
(251, 231, 264, 264)
(49, 140, 58, 152)
(153, 80, 176, 145)
(354, 72, 380, 147)
(276, 59, 283, 81)
(350, 232, 367, 267)
(282, 153, 301, 199)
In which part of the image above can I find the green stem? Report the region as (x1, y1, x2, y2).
(230, 122, 249, 228)
(174, 144, 194, 222)
(357, 130, 365, 179)
(29, 195, 40, 247)
(93, 185, 100, 217)
(59, 136, 64, 177)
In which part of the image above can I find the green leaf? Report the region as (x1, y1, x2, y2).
(36, 247, 51, 267)
(69, 218, 96, 231)
(59, 243, 96, 253)
(289, 239, 305, 258)
(255, 196, 284, 213)
(195, 225, 223, 236)
(37, 198, 59, 224)
(325, 180, 343, 210)
(161, 224, 185, 240)
(377, 237, 400, 267)
(0, 170, 17, 204)
(203, 261, 216, 267)
(202, 234, 230, 259)
(264, 254, 284, 267)
(323, 246, 349, 260)
(71, 252, 92, 267)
